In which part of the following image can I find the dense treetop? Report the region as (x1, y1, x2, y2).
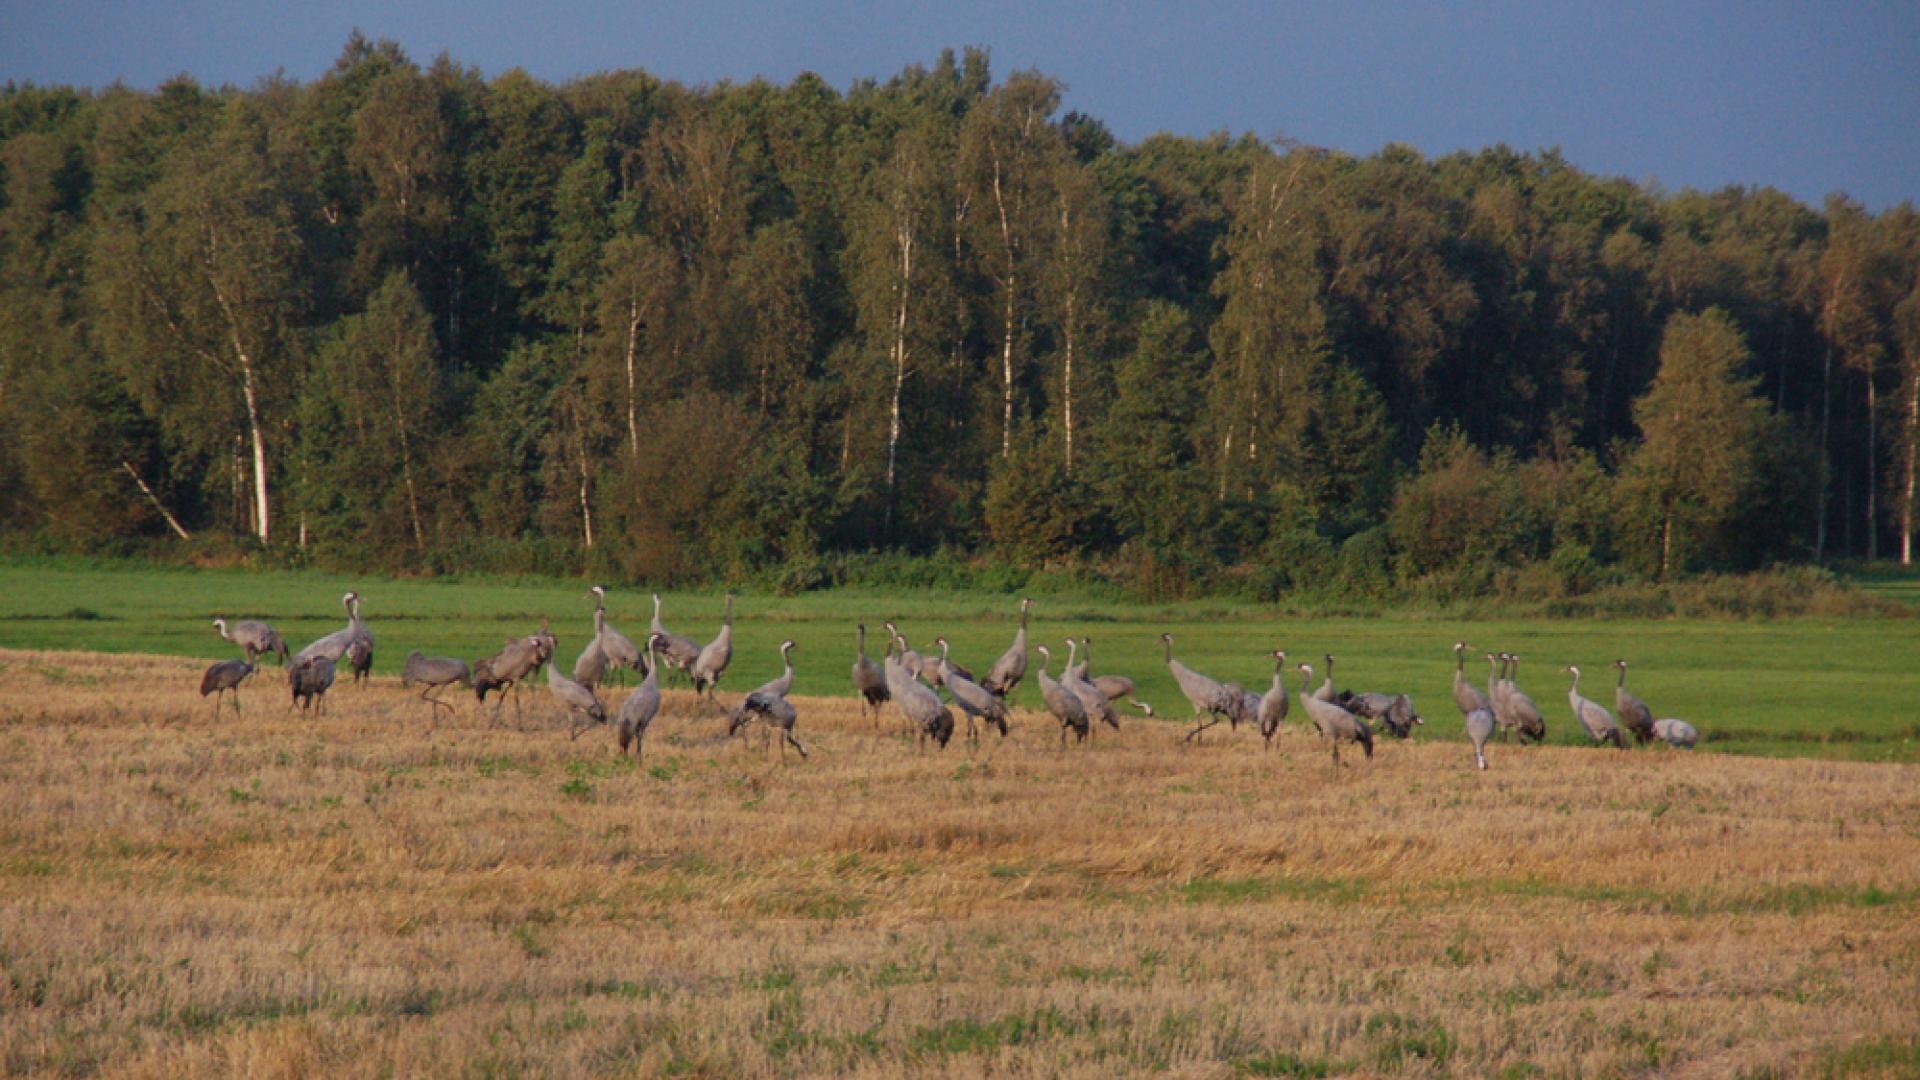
(3, 39, 1918, 597)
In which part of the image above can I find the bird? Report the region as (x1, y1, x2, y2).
(883, 621, 923, 682)
(1161, 633, 1237, 743)
(474, 625, 551, 723)
(289, 655, 336, 714)
(885, 636, 954, 750)
(650, 593, 702, 681)
(691, 592, 735, 701)
(851, 623, 890, 724)
(941, 662, 1010, 740)
(1257, 651, 1289, 748)
(1613, 660, 1657, 746)
(979, 598, 1032, 700)
(1466, 706, 1496, 770)
(1498, 654, 1547, 744)
(1034, 644, 1090, 747)
(401, 651, 471, 723)
(1297, 662, 1374, 764)
(212, 618, 287, 665)
(1452, 641, 1492, 718)
(1652, 717, 1699, 749)
(1060, 639, 1121, 734)
(588, 586, 645, 681)
(1341, 692, 1423, 739)
(728, 640, 807, 760)
(546, 661, 607, 739)
(926, 637, 975, 691)
(342, 592, 374, 687)
(615, 634, 666, 759)
(572, 631, 609, 689)
(346, 636, 374, 688)
(199, 658, 255, 717)
(293, 592, 362, 667)
(1565, 666, 1626, 748)
(1311, 654, 1337, 703)
(1077, 637, 1153, 716)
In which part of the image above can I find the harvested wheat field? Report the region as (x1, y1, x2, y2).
(2, 648, 1918, 1078)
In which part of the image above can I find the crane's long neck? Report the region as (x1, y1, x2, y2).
(1455, 648, 1464, 676)
(1162, 638, 1173, 664)
(1487, 657, 1499, 697)
(594, 608, 607, 635)
(1616, 665, 1627, 689)
(725, 594, 733, 626)
(857, 625, 867, 658)
(1065, 639, 1078, 669)
(1271, 658, 1285, 692)
(781, 645, 793, 681)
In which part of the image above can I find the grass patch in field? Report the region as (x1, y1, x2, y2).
(1816, 1035, 1920, 1077)
(1178, 874, 1370, 905)
(1234, 1051, 1346, 1077)
(908, 1006, 1081, 1057)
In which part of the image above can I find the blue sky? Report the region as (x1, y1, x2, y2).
(4, 2, 1915, 209)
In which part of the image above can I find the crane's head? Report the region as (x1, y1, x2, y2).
(647, 632, 666, 652)
(1453, 641, 1467, 654)
(1613, 658, 1628, 670)
(1297, 663, 1314, 679)
(1565, 665, 1581, 677)
(779, 639, 796, 654)
(1270, 649, 1286, 661)
(1020, 598, 1031, 612)
(1160, 632, 1174, 644)
(212, 618, 226, 631)
(934, 636, 949, 650)
(1036, 644, 1052, 659)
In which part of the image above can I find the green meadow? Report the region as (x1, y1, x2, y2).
(2, 558, 1916, 761)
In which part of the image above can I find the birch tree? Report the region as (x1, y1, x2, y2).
(92, 98, 305, 543)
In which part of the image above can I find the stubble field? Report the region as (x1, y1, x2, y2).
(2, 647, 1918, 1078)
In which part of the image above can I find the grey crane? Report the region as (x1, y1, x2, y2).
(1565, 666, 1626, 748)
(1652, 717, 1699, 749)
(293, 591, 362, 667)
(1311, 654, 1337, 703)
(979, 598, 1032, 700)
(341, 593, 374, 687)
(1486, 653, 1515, 740)
(1034, 644, 1091, 747)
(615, 634, 667, 759)
(1223, 683, 1262, 733)
(1077, 637, 1153, 716)
(546, 660, 607, 739)
(1161, 633, 1237, 743)
(851, 623, 890, 724)
(1297, 662, 1374, 764)
(401, 651, 471, 722)
(289, 655, 336, 714)
(572, 625, 609, 689)
(941, 662, 1010, 740)
(728, 640, 807, 760)
(692, 592, 735, 700)
(212, 617, 287, 665)
(199, 658, 255, 718)
(926, 637, 975, 691)
(1341, 691, 1424, 739)
(885, 638, 954, 750)
(1061, 638, 1121, 734)
(1612, 660, 1657, 746)
(1466, 705, 1496, 770)
(650, 593, 702, 681)
(1258, 651, 1289, 748)
(1498, 654, 1548, 744)
(1452, 641, 1492, 717)
(588, 586, 646, 679)
(883, 621, 923, 682)
(346, 637, 374, 688)
(474, 624, 551, 723)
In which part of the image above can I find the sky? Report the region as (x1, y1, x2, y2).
(3, 2, 1916, 210)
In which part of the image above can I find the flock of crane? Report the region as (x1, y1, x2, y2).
(199, 592, 1701, 768)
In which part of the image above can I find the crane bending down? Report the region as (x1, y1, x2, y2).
(401, 651, 471, 723)
(546, 661, 607, 739)
(200, 659, 255, 718)
(728, 639, 807, 760)
(213, 618, 287, 665)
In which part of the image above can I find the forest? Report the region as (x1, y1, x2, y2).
(2, 37, 1918, 600)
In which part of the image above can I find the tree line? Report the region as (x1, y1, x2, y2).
(3, 37, 1918, 598)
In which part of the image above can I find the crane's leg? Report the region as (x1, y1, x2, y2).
(786, 731, 808, 760)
